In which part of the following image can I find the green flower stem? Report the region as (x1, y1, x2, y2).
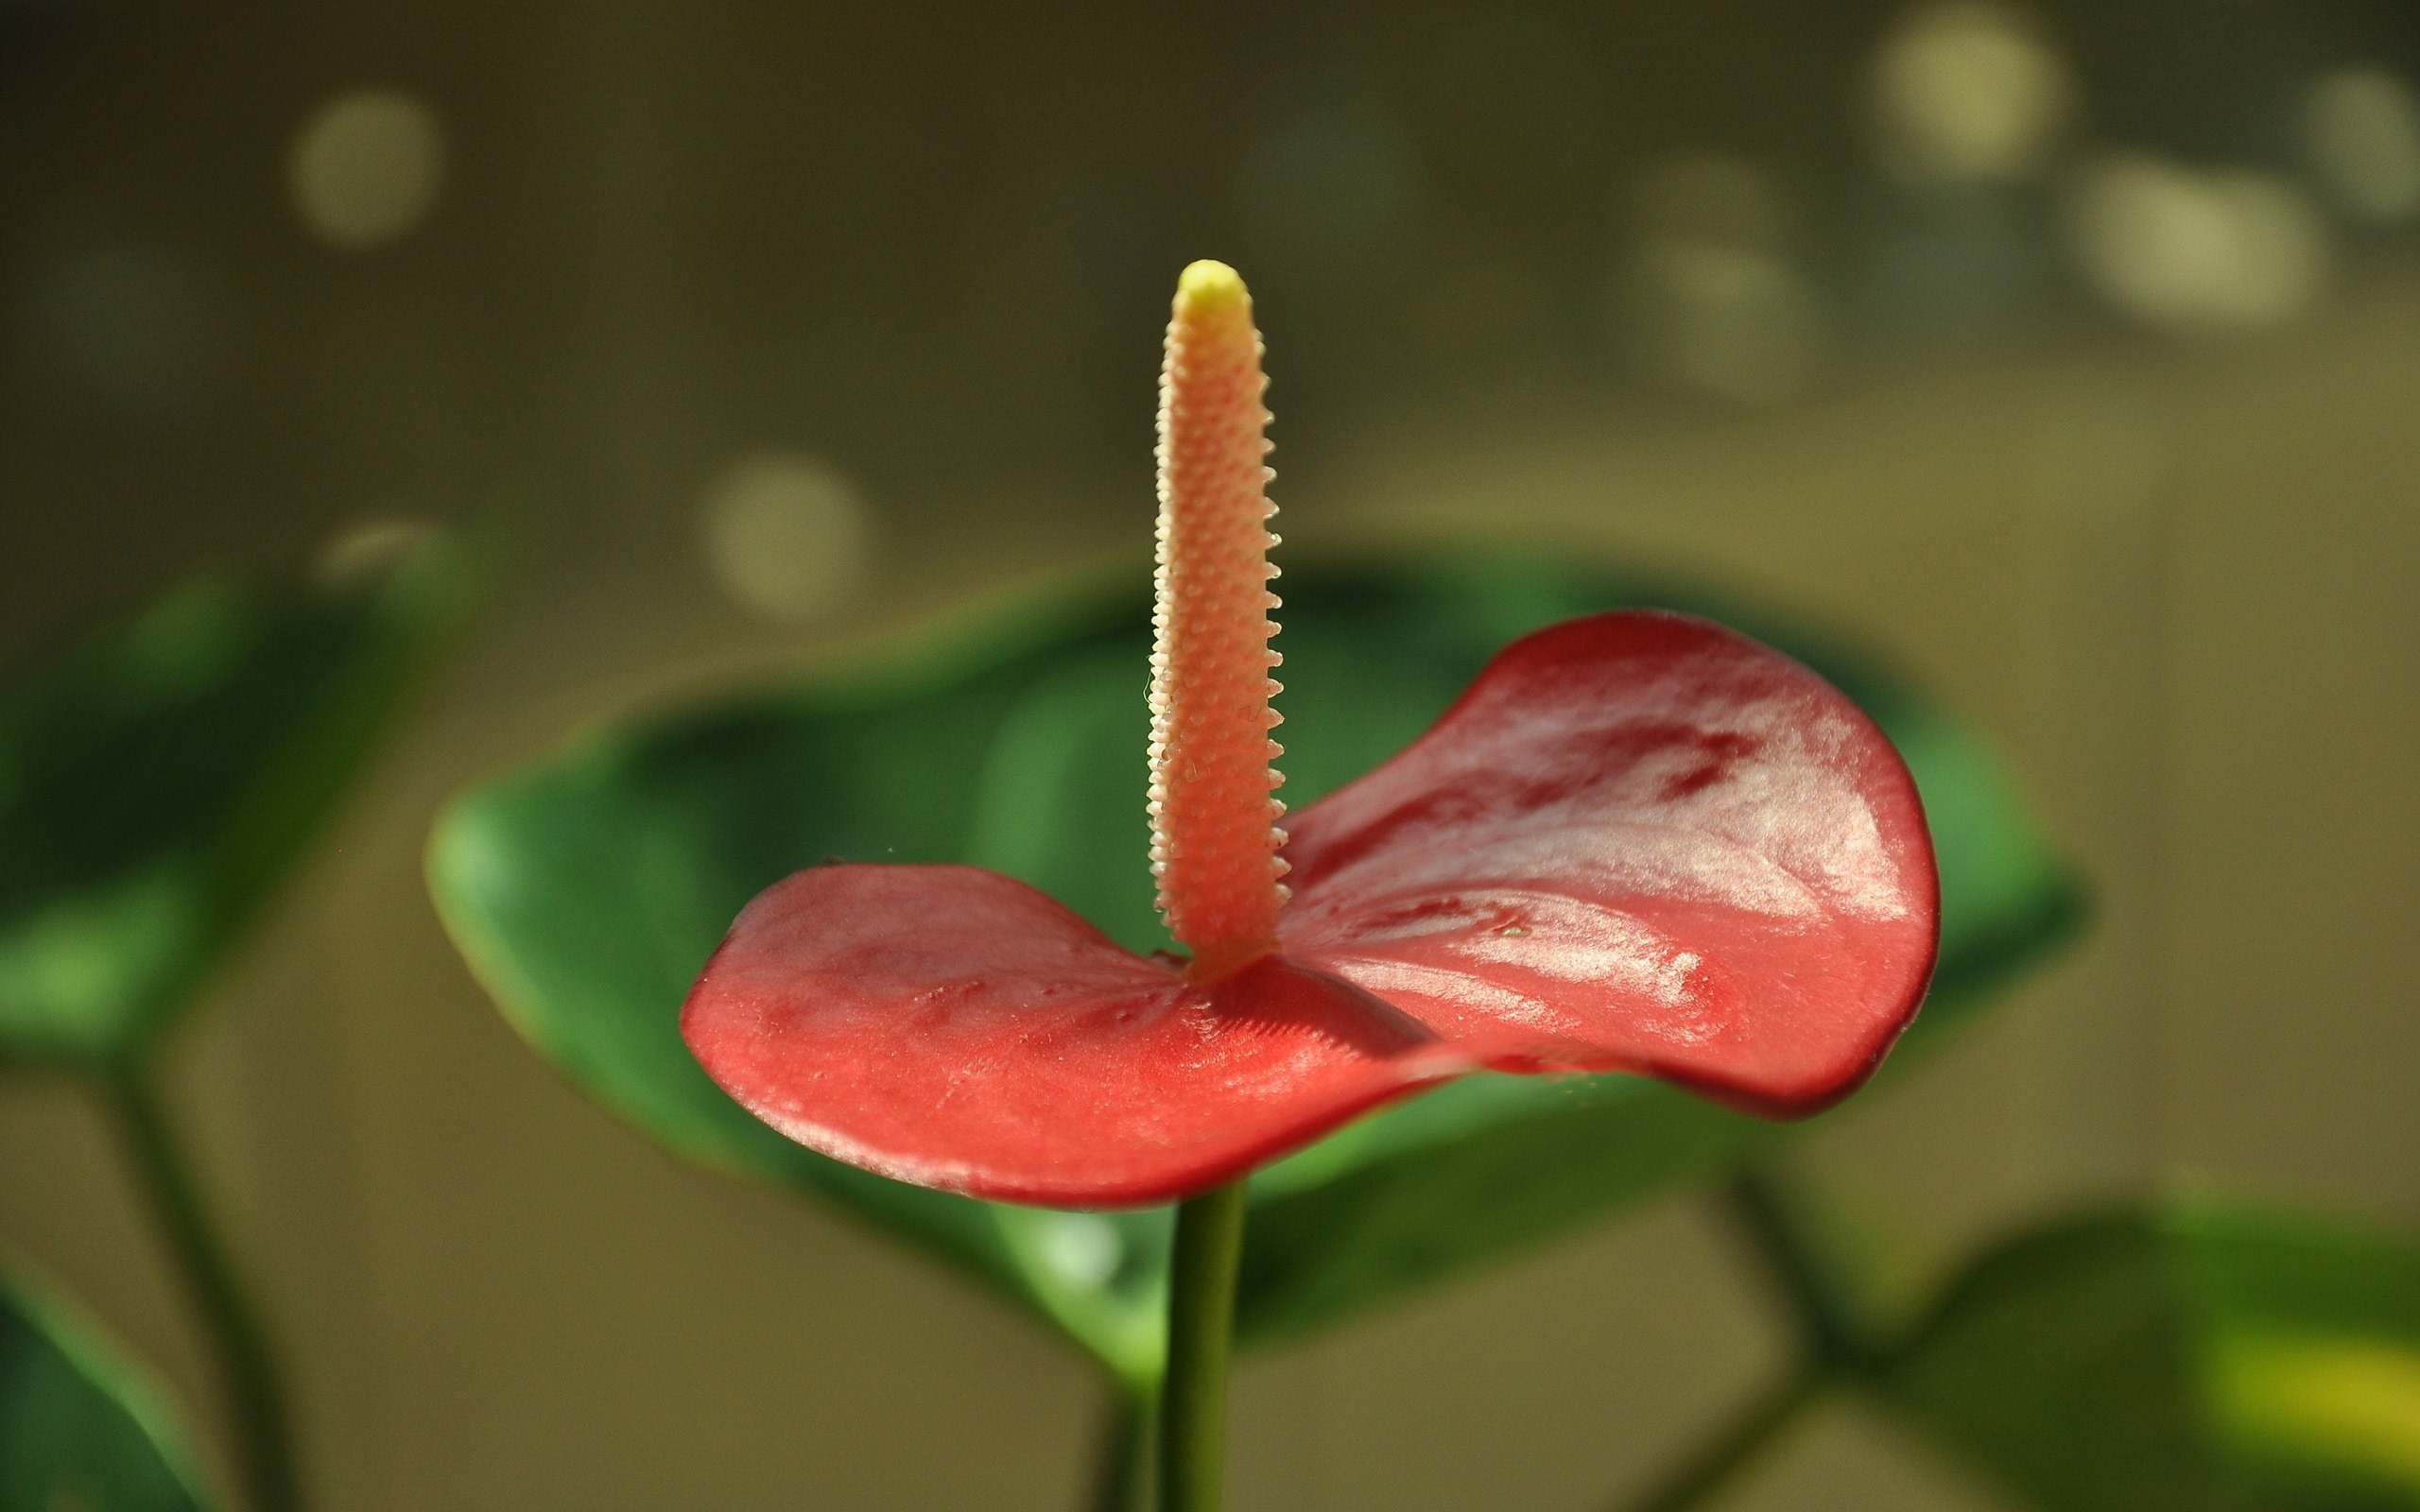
(1722, 1172, 1865, 1370)
(1609, 1170, 1870, 1512)
(1085, 1381, 1151, 1512)
(104, 1060, 304, 1512)
(1614, 1368, 1824, 1512)
(1158, 1179, 1249, 1512)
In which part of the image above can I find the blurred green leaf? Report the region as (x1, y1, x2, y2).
(1880, 1200, 2420, 1510)
(0, 532, 485, 1065)
(426, 551, 2077, 1377)
(0, 1263, 212, 1512)
(427, 576, 1179, 1383)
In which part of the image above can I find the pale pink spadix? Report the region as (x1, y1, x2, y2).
(1150, 260, 1288, 982)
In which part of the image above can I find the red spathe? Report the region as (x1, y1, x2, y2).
(682, 610, 1940, 1208)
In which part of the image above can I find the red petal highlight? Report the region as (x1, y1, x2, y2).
(682, 865, 1489, 1207)
(1277, 610, 1940, 1117)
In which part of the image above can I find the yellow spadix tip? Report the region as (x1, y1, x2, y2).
(1176, 259, 1248, 314)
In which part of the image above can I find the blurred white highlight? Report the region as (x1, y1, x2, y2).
(2069, 155, 2330, 334)
(1032, 1214, 1122, 1289)
(316, 518, 437, 589)
(289, 89, 448, 249)
(700, 453, 873, 625)
(1872, 3, 2073, 184)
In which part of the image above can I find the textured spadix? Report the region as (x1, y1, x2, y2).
(1150, 260, 1288, 980)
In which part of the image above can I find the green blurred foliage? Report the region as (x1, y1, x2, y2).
(0, 532, 486, 1066)
(1882, 1199, 2420, 1510)
(430, 551, 2079, 1384)
(0, 1264, 211, 1512)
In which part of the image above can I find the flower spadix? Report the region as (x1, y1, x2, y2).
(682, 262, 1940, 1208)
(1150, 259, 1289, 983)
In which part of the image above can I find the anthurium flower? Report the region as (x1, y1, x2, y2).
(682, 262, 1939, 1210)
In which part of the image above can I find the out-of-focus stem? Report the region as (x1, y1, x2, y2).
(1724, 1171, 1866, 1371)
(1157, 1179, 1249, 1512)
(1608, 1169, 1876, 1512)
(1613, 1368, 1823, 1512)
(1085, 1380, 1151, 1512)
(104, 1061, 304, 1512)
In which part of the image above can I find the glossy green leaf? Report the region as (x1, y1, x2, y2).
(426, 551, 2077, 1376)
(0, 1263, 213, 1512)
(0, 532, 485, 1065)
(1881, 1201, 2420, 1510)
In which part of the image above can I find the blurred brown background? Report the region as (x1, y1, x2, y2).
(3, 0, 2418, 1506)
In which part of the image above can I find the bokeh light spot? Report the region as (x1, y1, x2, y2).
(2069, 155, 2329, 334)
(316, 518, 438, 589)
(1871, 3, 2073, 184)
(1622, 156, 1824, 404)
(1034, 1213, 1123, 1289)
(699, 453, 873, 625)
(1635, 242, 1826, 404)
(2305, 67, 2420, 223)
(288, 89, 448, 249)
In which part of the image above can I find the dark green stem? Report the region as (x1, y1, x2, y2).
(1157, 1180, 1249, 1512)
(104, 1061, 304, 1512)
(1085, 1381, 1150, 1512)
(1606, 1170, 1869, 1512)
(1723, 1172, 1864, 1371)
(1614, 1369, 1822, 1512)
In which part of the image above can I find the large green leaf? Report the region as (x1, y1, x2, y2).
(426, 551, 2077, 1377)
(0, 1263, 213, 1512)
(0, 531, 485, 1065)
(1880, 1201, 2420, 1510)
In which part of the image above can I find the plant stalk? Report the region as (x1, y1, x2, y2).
(1609, 1169, 1870, 1512)
(104, 1060, 304, 1512)
(1724, 1172, 1864, 1371)
(1086, 1381, 1151, 1512)
(1157, 1179, 1249, 1512)
(1613, 1368, 1822, 1512)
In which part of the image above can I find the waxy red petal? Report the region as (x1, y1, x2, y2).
(683, 610, 1938, 1205)
(1279, 610, 1938, 1117)
(683, 866, 1542, 1206)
